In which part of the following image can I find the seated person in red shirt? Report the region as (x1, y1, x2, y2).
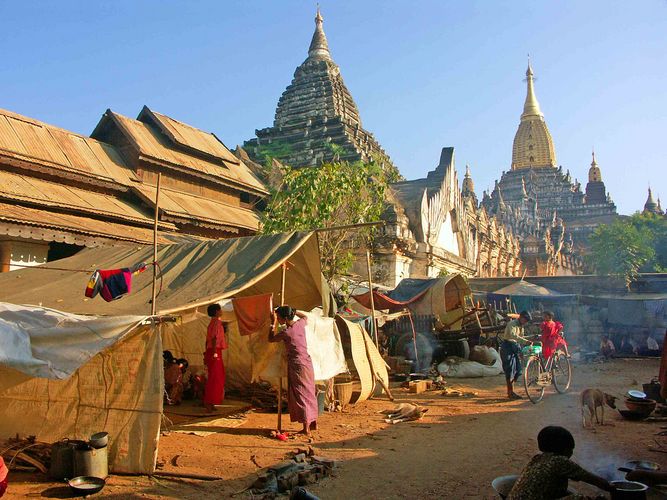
(508, 426, 612, 499)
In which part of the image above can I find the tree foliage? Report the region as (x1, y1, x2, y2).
(588, 213, 666, 287)
(261, 160, 389, 283)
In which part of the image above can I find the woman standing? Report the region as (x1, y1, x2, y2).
(269, 306, 318, 435)
(204, 303, 228, 413)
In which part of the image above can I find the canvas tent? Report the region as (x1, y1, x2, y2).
(352, 275, 471, 327)
(0, 232, 335, 474)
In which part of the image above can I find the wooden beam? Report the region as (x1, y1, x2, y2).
(150, 173, 161, 316)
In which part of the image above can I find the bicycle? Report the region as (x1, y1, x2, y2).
(522, 337, 572, 404)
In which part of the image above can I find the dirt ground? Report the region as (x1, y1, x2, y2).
(8, 358, 667, 499)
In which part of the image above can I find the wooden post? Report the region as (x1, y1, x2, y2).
(365, 248, 379, 348)
(277, 262, 287, 432)
(150, 173, 162, 316)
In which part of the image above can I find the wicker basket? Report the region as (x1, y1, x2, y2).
(334, 381, 354, 407)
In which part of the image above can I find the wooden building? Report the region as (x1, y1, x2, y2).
(0, 107, 267, 272)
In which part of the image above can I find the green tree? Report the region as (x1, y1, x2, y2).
(588, 216, 657, 287)
(628, 212, 667, 272)
(261, 160, 389, 283)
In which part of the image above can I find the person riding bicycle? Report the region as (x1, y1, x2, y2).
(540, 311, 569, 359)
(498, 310, 532, 400)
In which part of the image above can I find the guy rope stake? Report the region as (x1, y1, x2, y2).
(150, 173, 161, 316)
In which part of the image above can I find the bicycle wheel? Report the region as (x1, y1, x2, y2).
(524, 356, 545, 404)
(552, 351, 572, 393)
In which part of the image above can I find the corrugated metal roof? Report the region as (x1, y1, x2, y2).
(0, 202, 162, 245)
(142, 107, 240, 165)
(106, 111, 267, 194)
(133, 183, 260, 231)
(0, 108, 138, 187)
(0, 169, 153, 225)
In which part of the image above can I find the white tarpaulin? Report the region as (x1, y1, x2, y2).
(0, 302, 146, 379)
(250, 309, 348, 382)
(0, 303, 161, 473)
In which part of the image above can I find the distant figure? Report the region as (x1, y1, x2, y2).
(619, 336, 637, 355)
(269, 306, 318, 435)
(508, 426, 612, 499)
(638, 333, 660, 357)
(540, 311, 568, 359)
(599, 335, 616, 359)
(498, 310, 532, 400)
(204, 303, 228, 413)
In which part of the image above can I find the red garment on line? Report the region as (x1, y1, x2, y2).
(232, 293, 273, 336)
(540, 320, 566, 359)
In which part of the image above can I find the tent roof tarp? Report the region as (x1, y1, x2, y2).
(0, 231, 324, 316)
(491, 280, 570, 298)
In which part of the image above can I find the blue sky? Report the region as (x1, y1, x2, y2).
(1, 1, 665, 214)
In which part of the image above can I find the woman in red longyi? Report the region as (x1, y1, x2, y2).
(204, 303, 228, 413)
(540, 311, 568, 359)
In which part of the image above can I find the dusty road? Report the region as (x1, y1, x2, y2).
(9, 358, 667, 499)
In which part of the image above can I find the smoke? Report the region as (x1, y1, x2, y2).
(573, 436, 626, 482)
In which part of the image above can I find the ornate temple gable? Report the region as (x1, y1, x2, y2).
(511, 62, 557, 170)
(244, 9, 397, 176)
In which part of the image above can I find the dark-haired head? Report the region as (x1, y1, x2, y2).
(544, 311, 554, 320)
(275, 305, 295, 322)
(207, 303, 222, 318)
(537, 426, 575, 457)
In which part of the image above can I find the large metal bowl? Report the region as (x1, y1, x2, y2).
(624, 460, 660, 471)
(68, 476, 105, 495)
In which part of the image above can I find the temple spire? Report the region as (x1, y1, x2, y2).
(308, 6, 332, 61)
(644, 186, 660, 215)
(522, 57, 543, 119)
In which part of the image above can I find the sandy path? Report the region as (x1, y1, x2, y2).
(8, 358, 666, 499)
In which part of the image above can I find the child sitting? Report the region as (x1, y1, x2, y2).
(508, 426, 611, 499)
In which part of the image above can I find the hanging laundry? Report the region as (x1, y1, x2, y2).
(232, 293, 273, 336)
(84, 262, 147, 302)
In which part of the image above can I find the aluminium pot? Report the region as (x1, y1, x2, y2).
(74, 443, 108, 480)
(610, 480, 648, 500)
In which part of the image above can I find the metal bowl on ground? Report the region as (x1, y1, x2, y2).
(491, 474, 519, 499)
(68, 476, 105, 495)
(89, 432, 108, 449)
(628, 390, 647, 400)
(609, 480, 648, 500)
(618, 409, 650, 421)
(624, 460, 660, 471)
(625, 398, 656, 416)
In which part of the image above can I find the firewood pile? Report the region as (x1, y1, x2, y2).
(244, 446, 336, 498)
(1, 435, 51, 473)
(227, 381, 287, 411)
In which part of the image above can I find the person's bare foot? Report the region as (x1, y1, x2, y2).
(309, 421, 318, 431)
(299, 424, 311, 436)
(204, 404, 216, 413)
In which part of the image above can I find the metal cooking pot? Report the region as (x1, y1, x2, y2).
(67, 476, 105, 495)
(610, 480, 648, 500)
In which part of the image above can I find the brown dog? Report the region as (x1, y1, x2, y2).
(581, 388, 617, 428)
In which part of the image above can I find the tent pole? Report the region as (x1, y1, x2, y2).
(150, 173, 162, 316)
(278, 262, 287, 432)
(365, 248, 379, 349)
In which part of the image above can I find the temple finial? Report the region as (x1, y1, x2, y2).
(308, 5, 331, 61)
(522, 57, 541, 117)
